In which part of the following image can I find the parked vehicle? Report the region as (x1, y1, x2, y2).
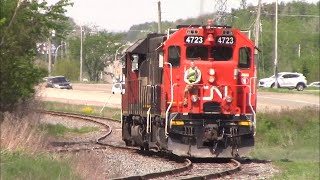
(258, 72, 307, 91)
(307, 81, 320, 88)
(111, 83, 125, 94)
(45, 76, 72, 89)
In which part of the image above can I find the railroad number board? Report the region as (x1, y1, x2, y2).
(216, 36, 235, 45)
(184, 36, 204, 44)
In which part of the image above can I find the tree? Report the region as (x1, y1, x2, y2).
(52, 60, 79, 81)
(69, 29, 125, 81)
(0, 0, 72, 114)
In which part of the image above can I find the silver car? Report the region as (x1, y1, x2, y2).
(45, 76, 72, 89)
(258, 72, 307, 91)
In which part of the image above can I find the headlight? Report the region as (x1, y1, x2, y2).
(225, 96, 233, 103)
(209, 69, 215, 75)
(191, 95, 198, 103)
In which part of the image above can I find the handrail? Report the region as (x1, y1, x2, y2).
(249, 77, 257, 136)
(147, 107, 151, 134)
(165, 83, 177, 138)
(164, 62, 173, 138)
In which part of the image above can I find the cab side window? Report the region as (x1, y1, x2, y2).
(168, 46, 180, 67)
(239, 47, 251, 68)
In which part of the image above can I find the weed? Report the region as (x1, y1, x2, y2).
(81, 106, 94, 114)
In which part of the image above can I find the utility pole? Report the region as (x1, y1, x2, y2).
(48, 30, 55, 76)
(253, 0, 262, 78)
(48, 39, 52, 75)
(157, 1, 162, 33)
(274, 0, 278, 88)
(80, 25, 83, 82)
(254, 0, 261, 56)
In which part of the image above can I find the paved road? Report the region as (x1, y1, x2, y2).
(257, 91, 319, 111)
(36, 83, 319, 111)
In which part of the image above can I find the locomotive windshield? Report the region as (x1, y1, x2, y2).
(185, 46, 233, 61)
(186, 46, 208, 60)
(168, 46, 181, 67)
(210, 46, 233, 61)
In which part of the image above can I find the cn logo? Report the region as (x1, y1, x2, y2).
(241, 76, 249, 85)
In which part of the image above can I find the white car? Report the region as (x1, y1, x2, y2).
(112, 83, 125, 94)
(307, 81, 320, 88)
(258, 72, 307, 91)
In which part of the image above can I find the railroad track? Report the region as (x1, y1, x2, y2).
(40, 110, 241, 179)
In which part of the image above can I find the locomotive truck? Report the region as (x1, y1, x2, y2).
(120, 22, 257, 158)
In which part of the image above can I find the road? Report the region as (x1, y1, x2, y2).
(35, 83, 319, 111)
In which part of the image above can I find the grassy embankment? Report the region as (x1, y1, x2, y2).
(0, 103, 104, 180)
(0, 111, 81, 180)
(251, 107, 320, 179)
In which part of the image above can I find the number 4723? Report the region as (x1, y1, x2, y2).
(217, 36, 234, 44)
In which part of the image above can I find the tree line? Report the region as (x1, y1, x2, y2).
(126, 1, 319, 81)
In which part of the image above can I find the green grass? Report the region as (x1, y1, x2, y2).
(39, 123, 99, 137)
(0, 150, 80, 180)
(251, 107, 320, 179)
(271, 161, 320, 180)
(41, 101, 121, 121)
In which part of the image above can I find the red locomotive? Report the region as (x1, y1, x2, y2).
(121, 22, 257, 157)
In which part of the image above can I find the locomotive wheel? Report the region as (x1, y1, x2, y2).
(140, 143, 149, 151)
(131, 125, 144, 146)
(230, 128, 240, 157)
(124, 140, 132, 146)
(156, 127, 167, 149)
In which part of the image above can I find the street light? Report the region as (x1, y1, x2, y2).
(274, 0, 278, 88)
(54, 43, 65, 64)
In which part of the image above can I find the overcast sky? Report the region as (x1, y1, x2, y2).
(49, 0, 319, 32)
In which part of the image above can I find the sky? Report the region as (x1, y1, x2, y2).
(49, 0, 319, 32)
